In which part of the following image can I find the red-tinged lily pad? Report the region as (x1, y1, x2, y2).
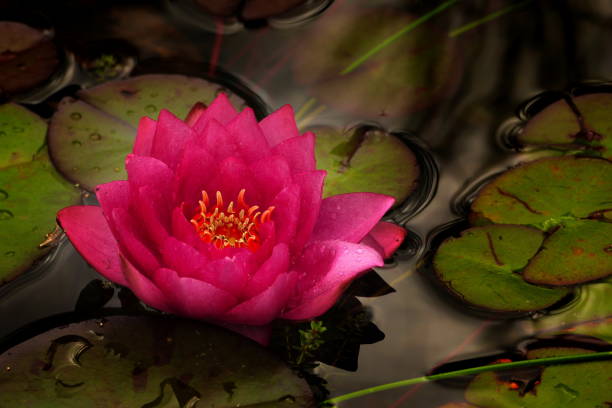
(0, 21, 60, 99)
(0, 103, 81, 285)
(292, 7, 460, 119)
(312, 125, 420, 205)
(465, 347, 612, 408)
(470, 156, 612, 229)
(48, 74, 248, 191)
(519, 93, 612, 159)
(522, 219, 612, 285)
(0, 316, 315, 407)
(433, 225, 569, 313)
(531, 278, 612, 343)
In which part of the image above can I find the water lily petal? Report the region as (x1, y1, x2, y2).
(312, 193, 395, 243)
(250, 155, 292, 204)
(96, 180, 130, 219)
(161, 236, 207, 279)
(121, 255, 171, 312)
(361, 221, 407, 259)
(226, 107, 270, 163)
(200, 118, 239, 161)
(131, 186, 170, 246)
(175, 146, 216, 205)
(292, 170, 325, 253)
(58, 205, 127, 286)
(111, 208, 160, 275)
(151, 110, 197, 169)
(244, 243, 290, 298)
(259, 104, 299, 147)
(271, 132, 316, 173)
(126, 154, 174, 197)
(269, 184, 300, 244)
(200, 256, 249, 297)
(171, 206, 201, 248)
(212, 156, 261, 205)
(282, 240, 383, 320)
(132, 116, 157, 156)
(222, 271, 297, 325)
(153, 267, 237, 319)
(191, 93, 238, 135)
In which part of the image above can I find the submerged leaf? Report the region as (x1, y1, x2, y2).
(48, 74, 249, 191)
(0, 103, 81, 285)
(0, 316, 315, 407)
(433, 225, 568, 312)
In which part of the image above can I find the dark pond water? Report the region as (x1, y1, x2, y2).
(1, 0, 611, 406)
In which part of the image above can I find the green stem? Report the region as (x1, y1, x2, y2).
(340, 0, 459, 75)
(322, 350, 612, 406)
(448, 0, 532, 38)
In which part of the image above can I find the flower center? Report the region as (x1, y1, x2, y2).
(190, 189, 274, 251)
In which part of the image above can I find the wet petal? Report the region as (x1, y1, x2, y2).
(111, 208, 160, 275)
(96, 180, 129, 220)
(282, 240, 383, 320)
(312, 193, 395, 243)
(225, 107, 270, 163)
(361, 221, 407, 259)
(271, 132, 315, 173)
(132, 116, 157, 156)
(292, 170, 325, 252)
(121, 255, 171, 312)
(191, 93, 239, 135)
(244, 243, 290, 298)
(151, 109, 196, 169)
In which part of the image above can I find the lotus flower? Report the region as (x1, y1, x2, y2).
(58, 94, 406, 344)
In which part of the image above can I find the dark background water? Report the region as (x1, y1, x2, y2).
(1, 0, 611, 406)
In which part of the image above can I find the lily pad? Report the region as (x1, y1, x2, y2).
(519, 93, 612, 159)
(0, 315, 315, 407)
(312, 126, 419, 205)
(531, 278, 612, 343)
(522, 219, 612, 285)
(48, 74, 249, 191)
(292, 7, 460, 118)
(470, 156, 612, 229)
(465, 347, 612, 408)
(433, 225, 569, 312)
(0, 103, 81, 285)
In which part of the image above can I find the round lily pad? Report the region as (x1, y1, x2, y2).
(292, 7, 460, 118)
(470, 156, 612, 229)
(48, 74, 249, 191)
(0, 103, 81, 285)
(433, 225, 569, 313)
(0, 315, 314, 407)
(465, 347, 612, 408)
(522, 219, 612, 285)
(519, 93, 612, 159)
(312, 125, 420, 205)
(532, 278, 612, 343)
(0, 21, 60, 99)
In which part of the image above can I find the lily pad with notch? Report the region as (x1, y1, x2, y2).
(433, 224, 569, 313)
(0, 103, 81, 285)
(470, 156, 612, 229)
(312, 125, 420, 207)
(465, 347, 612, 408)
(518, 93, 612, 159)
(48, 74, 250, 191)
(0, 315, 315, 407)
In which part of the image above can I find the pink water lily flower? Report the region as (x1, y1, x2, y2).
(58, 94, 406, 344)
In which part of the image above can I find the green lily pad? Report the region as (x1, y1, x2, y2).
(519, 93, 612, 159)
(433, 225, 569, 312)
(0, 103, 81, 285)
(48, 74, 249, 191)
(0, 315, 315, 407)
(436, 404, 480, 408)
(470, 156, 612, 229)
(292, 7, 460, 118)
(465, 347, 612, 408)
(312, 126, 419, 205)
(522, 219, 612, 285)
(531, 277, 612, 343)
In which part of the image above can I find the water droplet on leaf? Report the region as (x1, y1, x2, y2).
(89, 133, 102, 141)
(0, 190, 8, 200)
(70, 112, 82, 120)
(0, 210, 14, 220)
